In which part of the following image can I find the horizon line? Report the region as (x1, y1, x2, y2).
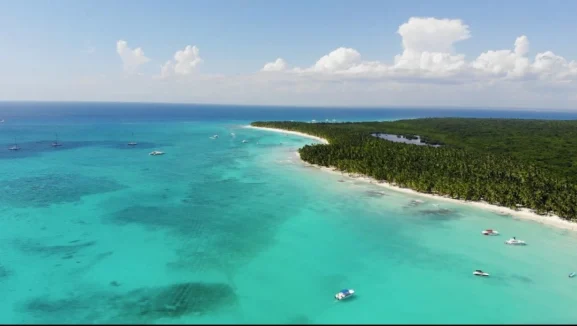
(0, 99, 576, 113)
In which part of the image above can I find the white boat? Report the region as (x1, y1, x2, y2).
(473, 270, 489, 277)
(505, 238, 526, 246)
(230, 132, 235, 137)
(569, 272, 576, 278)
(335, 289, 354, 300)
(8, 138, 20, 151)
(149, 151, 165, 156)
(242, 140, 248, 143)
(128, 132, 137, 146)
(209, 135, 219, 139)
(482, 229, 499, 236)
(52, 133, 62, 147)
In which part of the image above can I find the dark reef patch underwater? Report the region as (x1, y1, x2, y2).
(0, 174, 125, 208)
(20, 282, 237, 323)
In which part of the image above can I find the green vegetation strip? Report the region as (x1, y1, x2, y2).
(251, 118, 577, 221)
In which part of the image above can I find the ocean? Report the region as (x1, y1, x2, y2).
(1, 102, 577, 324)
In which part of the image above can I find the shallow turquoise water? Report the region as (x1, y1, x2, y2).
(1, 104, 577, 324)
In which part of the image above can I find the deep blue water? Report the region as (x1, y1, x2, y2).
(2, 102, 577, 125)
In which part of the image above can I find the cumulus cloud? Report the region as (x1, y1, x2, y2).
(261, 17, 577, 85)
(392, 17, 470, 74)
(116, 40, 150, 72)
(262, 58, 288, 72)
(309, 47, 362, 72)
(160, 45, 203, 78)
(471, 36, 531, 78)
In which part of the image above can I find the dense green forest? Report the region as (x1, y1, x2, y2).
(251, 118, 577, 221)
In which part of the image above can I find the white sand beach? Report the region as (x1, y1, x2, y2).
(248, 125, 577, 231)
(245, 125, 329, 144)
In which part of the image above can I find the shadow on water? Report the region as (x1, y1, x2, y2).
(417, 207, 462, 221)
(286, 314, 312, 324)
(0, 140, 166, 159)
(0, 264, 11, 279)
(364, 190, 389, 198)
(0, 174, 126, 208)
(12, 240, 97, 258)
(20, 282, 237, 324)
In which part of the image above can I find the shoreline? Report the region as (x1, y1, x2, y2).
(247, 125, 577, 232)
(244, 125, 329, 144)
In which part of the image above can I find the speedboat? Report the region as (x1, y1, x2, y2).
(209, 135, 219, 140)
(242, 140, 248, 143)
(482, 229, 499, 236)
(149, 151, 165, 156)
(335, 289, 355, 300)
(127, 141, 138, 146)
(505, 238, 526, 246)
(230, 132, 235, 137)
(8, 145, 20, 151)
(473, 270, 489, 277)
(569, 272, 576, 278)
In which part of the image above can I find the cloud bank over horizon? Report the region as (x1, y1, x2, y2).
(260, 17, 576, 84)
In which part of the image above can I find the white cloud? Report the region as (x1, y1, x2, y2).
(471, 36, 531, 78)
(116, 40, 150, 73)
(309, 47, 362, 72)
(160, 45, 203, 78)
(392, 17, 470, 74)
(262, 58, 288, 72)
(398, 17, 471, 54)
(532, 51, 577, 81)
(263, 17, 576, 86)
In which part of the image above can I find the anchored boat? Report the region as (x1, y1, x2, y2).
(335, 289, 355, 300)
(505, 237, 526, 246)
(473, 270, 489, 277)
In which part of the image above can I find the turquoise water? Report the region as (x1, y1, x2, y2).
(1, 103, 577, 324)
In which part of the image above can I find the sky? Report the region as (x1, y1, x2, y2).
(1, 0, 577, 109)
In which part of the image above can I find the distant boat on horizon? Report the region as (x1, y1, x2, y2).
(51, 133, 62, 147)
(128, 132, 138, 146)
(8, 138, 20, 151)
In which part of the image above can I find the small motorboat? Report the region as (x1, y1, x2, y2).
(8, 145, 20, 151)
(242, 140, 248, 143)
(482, 229, 499, 236)
(209, 135, 219, 140)
(505, 238, 526, 246)
(149, 151, 165, 156)
(569, 272, 576, 278)
(335, 289, 355, 301)
(473, 270, 489, 277)
(230, 132, 235, 137)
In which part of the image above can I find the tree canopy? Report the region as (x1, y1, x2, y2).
(251, 118, 577, 221)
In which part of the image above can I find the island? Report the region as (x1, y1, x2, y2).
(250, 118, 577, 222)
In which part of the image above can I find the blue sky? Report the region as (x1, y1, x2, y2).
(1, 0, 576, 108)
